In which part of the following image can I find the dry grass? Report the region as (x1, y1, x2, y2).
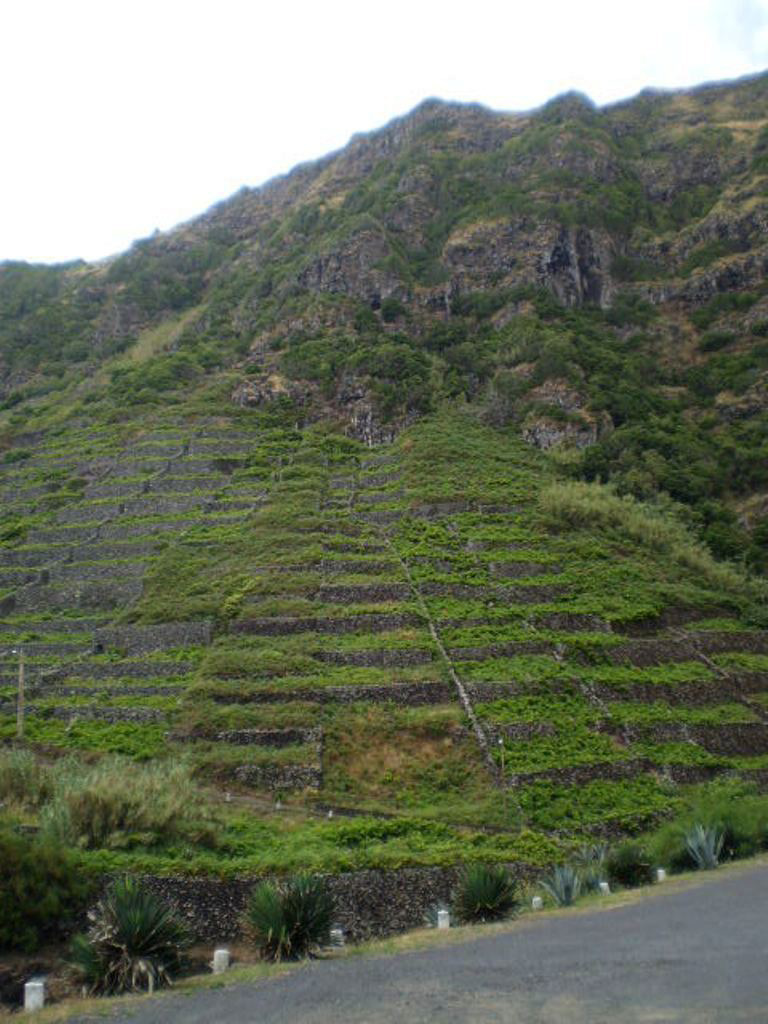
(539, 479, 747, 592)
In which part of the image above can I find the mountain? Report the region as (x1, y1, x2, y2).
(1, 74, 768, 888)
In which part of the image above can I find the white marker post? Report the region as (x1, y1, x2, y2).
(599, 881, 611, 895)
(437, 909, 450, 930)
(212, 949, 230, 974)
(24, 979, 45, 1011)
(656, 868, 667, 883)
(531, 895, 543, 911)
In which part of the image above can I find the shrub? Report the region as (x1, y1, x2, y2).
(40, 758, 215, 850)
(699, 330, 735, 353)
(606, 840, 654, 888)
(647, 786, 768, 870)
(70, 877, 190, 994)
(539, 865, 581, 906)
(452, 863, 519, 923)
(572, 842, 608, 892)
(0, 748, 53, 807)
(0, 828, 92, 953)
(246, 875, 334, 961)
(685, 823, 724, 870)
(539, 479, 745, 591)
(645, 823, 696, 873)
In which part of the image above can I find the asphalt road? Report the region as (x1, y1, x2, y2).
(73, 863, 768, 1024)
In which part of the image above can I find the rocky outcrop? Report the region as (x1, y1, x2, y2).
(520, 378, 612, 450)
(539, 226, 614, 307)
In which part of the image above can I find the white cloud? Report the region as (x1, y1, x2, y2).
(2, 0, 767, 262)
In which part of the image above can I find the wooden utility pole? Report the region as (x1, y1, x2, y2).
(16, 647, 25, 742)
(498, 736, 507, 819)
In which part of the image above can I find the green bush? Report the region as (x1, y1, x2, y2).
(606, 840, 654, 888)
(246, 874, 334, 961)
(699, 330, 735, 353)
(40, 758, 216, 850)
(539, 479, 745, 591)
(0, 828, 92, 952)
(452, 863, 519, 923)
(647, 786, 768, 870)
(0, 748, 53, 807)
(70, 877, 190, 994)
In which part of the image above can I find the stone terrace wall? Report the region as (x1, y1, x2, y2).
(94, 621, 213, 654)
(136, 863, 537, 943)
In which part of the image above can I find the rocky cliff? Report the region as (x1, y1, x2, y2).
(2, 72, 768, 566)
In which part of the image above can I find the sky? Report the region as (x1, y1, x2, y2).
(3, 0, 768, 264)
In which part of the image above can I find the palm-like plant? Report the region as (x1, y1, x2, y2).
(685, 823, 724, 870)
(452, 863, 519, 923)
(247, 874, 334, 961)
(70, 877, 189, 995)
(539, 865, 582, 907)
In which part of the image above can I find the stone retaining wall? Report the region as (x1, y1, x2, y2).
(69, 542, 161, 562)
(213, 727, 320, 747)
(213, 681, 455, 706)
(0, 548, 69, 568)
(358, 472, 402, 488)
(121, 495, 208, 518)
(624, 722, 768, 755)
(357, 508, 404, 524)
(449, 641, 553, 662)
(26, 525, 99, 545)
(232, 612, 423, 637)
(497, 722, 557, 740)
(59, 660, 193, 680)
(591, 674, 768, 706)
(620, 608, 734, 635)
(6, 705, 167, 724)
(188, 441, 255, 456)
(11, 580, 143, 612)
(316, 583, 413, 603)
(532, 612, 612, 633)
(25, 684, 182, 699)
(0, 569, 35, 587)
(94, 621, 213, 654)
(420, 582, 566, 603)
(84, 482, 146, 500)
(489, 562, 561, 579)
(319, 559, 397, 574)
(49, 562, 148, 582)
(232, 762, 322, 790)
(134, 865, 456, 942)
(356, 490, 406, 505)
(605, 632, 768, 667)
(324, 541, 388, 555)
(508, 758, 650, 788)
(314, 648, 434, 667)
(0, 617, 107, 635)
(56, 503, 121, 525)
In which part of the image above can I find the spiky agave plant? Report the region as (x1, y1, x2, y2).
(685, 823, 724, 870)
(452, 863, 519, 924)
(69, 877, 189, 995)
(539, 865, 582, 907)
(572, 843, 608, 892)
(247, 874, 334, 961)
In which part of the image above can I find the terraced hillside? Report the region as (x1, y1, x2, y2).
(2, 72, 768, 881)
(1, 403, 766, 878)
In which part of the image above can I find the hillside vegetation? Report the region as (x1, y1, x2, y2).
(1, 72, 768, 881)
